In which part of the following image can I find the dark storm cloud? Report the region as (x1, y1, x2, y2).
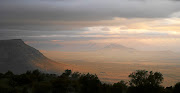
(0, 0, 179, 32)
(0, 0, 180, 40)
(1, 0, 180, 22)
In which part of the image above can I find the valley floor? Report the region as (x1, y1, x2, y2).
(58, 61, 180, 87)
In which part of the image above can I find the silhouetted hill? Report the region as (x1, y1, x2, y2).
(76, 43, 178, 62)
(0, 39, 65, 74)
(103, 43, 136, 51)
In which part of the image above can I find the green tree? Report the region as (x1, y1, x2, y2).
(128, 70, 164, 93)
(173, 82, 180, 93)
(61, 69, 72, 78)
(79, 73, 101, 93)
(113, 80, 128, 93)
(4, 70, 14, 78)
(129, 70, 163, 87)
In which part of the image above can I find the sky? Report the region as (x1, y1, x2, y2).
(1, 0, 180, 51)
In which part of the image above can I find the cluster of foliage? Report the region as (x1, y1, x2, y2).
(0, 69, 180, 93)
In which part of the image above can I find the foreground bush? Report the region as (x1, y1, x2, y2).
(0, 70, 179, 93)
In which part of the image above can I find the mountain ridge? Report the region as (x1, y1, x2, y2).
(0, 39, 65, 74)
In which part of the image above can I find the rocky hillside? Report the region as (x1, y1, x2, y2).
(0, 39, 65, 74)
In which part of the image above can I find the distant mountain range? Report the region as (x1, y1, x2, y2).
(97, 43, 180, 62)
(0, 39, 65, 74)
(41, 43, 180, 63)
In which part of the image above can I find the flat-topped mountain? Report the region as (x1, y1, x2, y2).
(0, 39, 65, 74)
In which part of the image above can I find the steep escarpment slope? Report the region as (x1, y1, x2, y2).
(0, 39, 65, 73)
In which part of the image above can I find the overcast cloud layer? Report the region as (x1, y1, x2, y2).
(1, 0, 180, 51)
(1, 0, 180, 27)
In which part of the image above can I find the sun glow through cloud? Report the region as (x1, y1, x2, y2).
(1, 0, 180, 52)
